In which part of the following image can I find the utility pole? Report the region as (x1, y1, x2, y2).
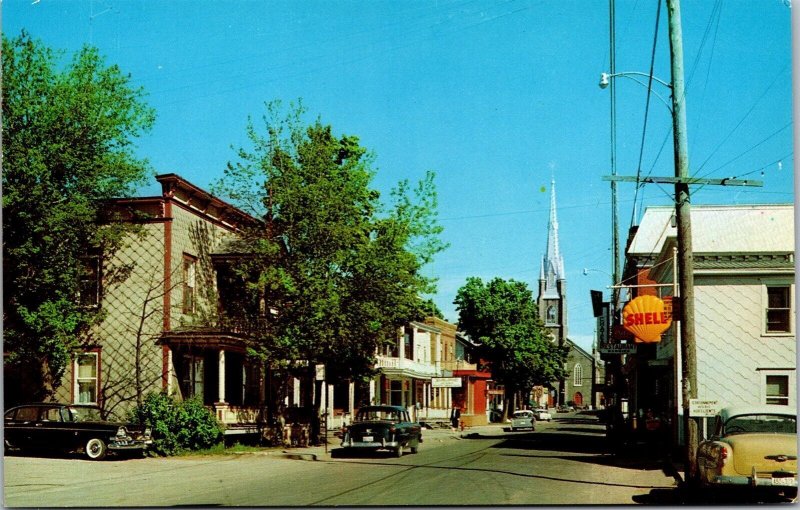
(666, 0, 698, 483)
(609, 0, 619, 306)
(604, 0, 761, 485)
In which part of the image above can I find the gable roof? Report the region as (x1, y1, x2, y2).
(628, 204, 794, 259)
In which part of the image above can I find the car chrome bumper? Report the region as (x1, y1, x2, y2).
(340, 440, 399, 449)
(108, 439, 152, 451)
(712, 475, 798, 488)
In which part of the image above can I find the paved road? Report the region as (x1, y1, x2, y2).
(4, 412, 682, 506)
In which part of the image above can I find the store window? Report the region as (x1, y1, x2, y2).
(390, 380, 403, 406)
(765, 285, 791, 333)
(75, 352, 99, 404)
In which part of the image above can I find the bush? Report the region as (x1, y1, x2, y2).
(129, 393, 224, 456)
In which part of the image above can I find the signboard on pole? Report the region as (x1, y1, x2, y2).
(431, 377, 462, 388)
(689, 399, 719, 417)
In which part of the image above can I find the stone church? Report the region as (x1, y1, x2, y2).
(536, 180, 601, 408)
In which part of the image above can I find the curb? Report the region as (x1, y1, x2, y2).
(281, 452, 319, 461)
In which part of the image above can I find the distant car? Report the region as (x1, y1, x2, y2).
(509, 410, 536, 431)
(532, 407, 552, 422)
(340, 405, 422, 457)
(4, 403, 152, 460)
(697, 405, 797, 499)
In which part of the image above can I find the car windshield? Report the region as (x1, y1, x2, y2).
(66, 406, 103, 422)
(725, 414, 797, 435)
(355, 408, 403, 422)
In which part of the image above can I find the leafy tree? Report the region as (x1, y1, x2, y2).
(215, 101, 447, 437)
(2, 31, 155, 403)
(454, 277, 568, 419)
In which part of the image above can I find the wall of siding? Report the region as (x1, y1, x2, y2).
(694, 275, 796, 407)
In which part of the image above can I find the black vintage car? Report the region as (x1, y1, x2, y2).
(4, 403, 152, 460)
(340, 405, 422, 457)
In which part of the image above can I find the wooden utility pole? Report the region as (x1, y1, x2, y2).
(603, 0, 761, 486)
(666, 0, 698, 483)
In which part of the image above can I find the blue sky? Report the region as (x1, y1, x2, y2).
(5, 0, 794, 352)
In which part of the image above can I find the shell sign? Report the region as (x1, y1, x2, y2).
(622, 295, 673, 343)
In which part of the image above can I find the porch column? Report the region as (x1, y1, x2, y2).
(368, 378, 376, 404)
(348, 381, 355, 418)
(217, 349, 226, 403)
(165, 347, 174, 396)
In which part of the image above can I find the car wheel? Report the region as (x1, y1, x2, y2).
(394, 446, 403, 457)
(85, 438, 107, 460)
(410, 444, 419, 454)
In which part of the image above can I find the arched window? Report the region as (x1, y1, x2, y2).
(573, 363, 583, 386)
(547, 305, 557, 323)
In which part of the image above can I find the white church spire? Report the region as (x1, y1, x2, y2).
(542, 179, 564, 298)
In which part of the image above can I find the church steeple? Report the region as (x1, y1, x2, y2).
(542, 179, 565, 299)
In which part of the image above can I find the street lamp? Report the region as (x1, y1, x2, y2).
(599, 72, 673, 112)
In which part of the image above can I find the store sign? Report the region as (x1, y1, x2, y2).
(689, 399, 720, 417)
(431, 377, 462, 388)
(622, 295, 672, 343)
(598, 343, 637, 355)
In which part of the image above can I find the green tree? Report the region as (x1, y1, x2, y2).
(454, 277, 568, 419)
(2, 31, 155, 403)
(215, 101, 446, 437)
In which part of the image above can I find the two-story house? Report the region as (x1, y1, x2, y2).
(56, 174, 267, 429)
(625, 204, 795, 444)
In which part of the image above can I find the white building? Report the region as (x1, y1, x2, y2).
(627, 204, 795, 438)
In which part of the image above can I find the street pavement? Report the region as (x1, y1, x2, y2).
(10, 410, 785, 506)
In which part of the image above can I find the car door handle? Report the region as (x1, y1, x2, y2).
(34, 423, 43, 427)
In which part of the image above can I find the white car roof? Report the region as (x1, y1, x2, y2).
(719, 405, 797, 420)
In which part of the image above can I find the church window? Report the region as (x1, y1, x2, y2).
(547, 305, 557, 323)
(573, 364, 583, 386)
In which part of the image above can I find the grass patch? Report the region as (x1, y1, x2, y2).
(176, 442, 276, 456)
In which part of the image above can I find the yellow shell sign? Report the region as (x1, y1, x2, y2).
(622, 295, 672, 343)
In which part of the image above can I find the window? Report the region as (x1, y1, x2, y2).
(766, 286, 791, 333)
(403, 328, 413, 360)
(390, 380, 403, 406)
(75, 353, 99, 404)
(78, 255, 101, 307)
(180, 355, 205, 401)
(183, 254, 197, 314)
(573, 363, 583, 386)
(547, 305, 557, 323)
(766, 375, 789, 406)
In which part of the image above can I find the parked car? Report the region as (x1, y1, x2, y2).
(509, 410, 536, 431)
(697, 405, 797, 499)
(532, 407, 552, 422)
(4, 403, 153, 460)
(340, 405, 422, 457)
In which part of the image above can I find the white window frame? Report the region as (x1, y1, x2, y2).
(573, 363, 583, 387)
(74, 352, 99, 404)
(762, 282, 794, 336)
(759, 369, 795, 407)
